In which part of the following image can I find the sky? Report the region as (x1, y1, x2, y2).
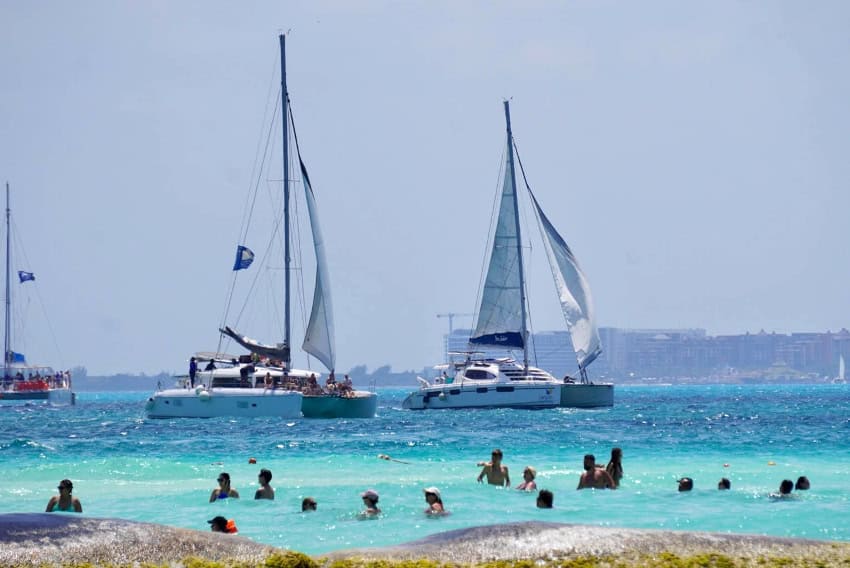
(1, 1, 848, 376)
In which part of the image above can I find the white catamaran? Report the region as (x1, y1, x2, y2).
(1, 183, 74, 405)
(403, 102, 613, 410)
(146, 36, 376, 419)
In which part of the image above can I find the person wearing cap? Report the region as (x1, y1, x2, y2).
(423, 486, 447, 515)
(516, 466, 537, 491)
(45, 479, 83, 513)
(359, 489, 381, 517)
(678, 477, 694, 492)
(208, 515, 238, 533)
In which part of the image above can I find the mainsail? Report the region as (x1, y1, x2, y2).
(470, 136, 525, 348)
(299, 159, 335, 371)
(528, 188, 601, 370)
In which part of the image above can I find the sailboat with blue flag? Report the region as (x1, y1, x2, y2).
(403, 102, 613, 410)
(146, 35, 376, 419)
(1, 183, 74, 404)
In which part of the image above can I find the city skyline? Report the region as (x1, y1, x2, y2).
(2, 2, 848, 375)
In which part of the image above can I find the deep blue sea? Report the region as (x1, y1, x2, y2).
(1, 384, 848, 554)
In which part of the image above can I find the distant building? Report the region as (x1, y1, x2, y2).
(442, 327, 850, 379)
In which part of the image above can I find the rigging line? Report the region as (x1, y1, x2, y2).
(220, 91, 281, 330)
(471, 135, 509, 340)
(9, 217, 65, 367)
(513, 138, 566, 371)
(288, 102, 319, 369)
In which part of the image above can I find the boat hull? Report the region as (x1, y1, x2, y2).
(301, 391, 377, 418)
(402, 383, 559, 410)
(145, 387, 302, 418)
(560, 383, 614, 408)
(0, 388, 75, 404)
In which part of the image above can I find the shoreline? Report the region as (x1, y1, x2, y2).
(2, 514, 849, 567)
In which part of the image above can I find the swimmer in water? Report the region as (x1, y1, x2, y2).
(210, 472, 240, 502)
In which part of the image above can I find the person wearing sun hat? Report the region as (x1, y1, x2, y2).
(360, 489, 381, 516)
(516, 466, 537, 491)
(423, 486, 447, 515)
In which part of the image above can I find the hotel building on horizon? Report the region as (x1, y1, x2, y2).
(442, 327, 850, 379)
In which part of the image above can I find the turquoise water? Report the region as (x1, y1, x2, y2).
(1, 385, 848, 553)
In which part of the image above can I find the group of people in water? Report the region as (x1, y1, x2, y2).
(43, 446, 812, 536)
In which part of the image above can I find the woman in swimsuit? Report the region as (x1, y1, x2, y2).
(209, 472, 240, 502)
(45, 479, 82, 513)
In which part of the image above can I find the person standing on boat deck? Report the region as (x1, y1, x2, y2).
(577, 454, 616, 489)
(45, 479, 82, 513)
(477, 448, 510, 487)
(204, 359, 216, 371)
(254, 468, 274, 500)
(606, 447, 623, 488)
(210, 472, 240, 502)
(189, 357, 197, 388)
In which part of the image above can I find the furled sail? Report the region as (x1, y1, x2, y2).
(528, 188, 601, 370)
(299, 159, 336, 371)
(219, 326, 290, 361)
(470, 137, 524, 348)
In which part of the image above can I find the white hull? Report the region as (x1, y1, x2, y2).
(0, 387, 75, 404)
(402, 382, 558, 410)
(145, 387, 302, 418)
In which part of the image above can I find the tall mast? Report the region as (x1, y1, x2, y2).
(4, 183, 10, 378)
(280, 34, 291, 367)
(503, 101, 529, 372)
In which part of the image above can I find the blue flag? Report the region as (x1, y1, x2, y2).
(232, 245, 254, 271)
(18, 271, 35, 283)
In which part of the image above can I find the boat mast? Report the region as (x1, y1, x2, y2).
(280, 34, 292, 367)
(503, 101, 529, 372)
(3, 183, 9, 378)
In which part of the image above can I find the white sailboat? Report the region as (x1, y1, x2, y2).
(403, 102, 613, 410)
(833, 354, 846, 384)
(0, 183, 74, 405)
(146, 35, 375, 419)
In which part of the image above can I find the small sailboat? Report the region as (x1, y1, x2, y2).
(146, 35, 376, 419)
(403, 102, 613, 410)
(833, 354, 846, 384)
(0, 183, 74, 405)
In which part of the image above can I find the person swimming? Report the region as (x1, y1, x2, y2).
(45, 479, 82, 513)
(210, 472, 240, 502)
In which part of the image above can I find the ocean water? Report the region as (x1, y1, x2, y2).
(1, 384, 848, 554)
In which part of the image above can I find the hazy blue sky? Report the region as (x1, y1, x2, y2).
(1, 1, 848, 376)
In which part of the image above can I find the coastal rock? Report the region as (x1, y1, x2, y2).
(0, 513, 275, 567)
(324, 521, 850, 564)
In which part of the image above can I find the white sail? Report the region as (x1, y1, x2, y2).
(528, 188, 601, 370)
(300, 160, 336, 371)
(470, 137, 524, 348)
